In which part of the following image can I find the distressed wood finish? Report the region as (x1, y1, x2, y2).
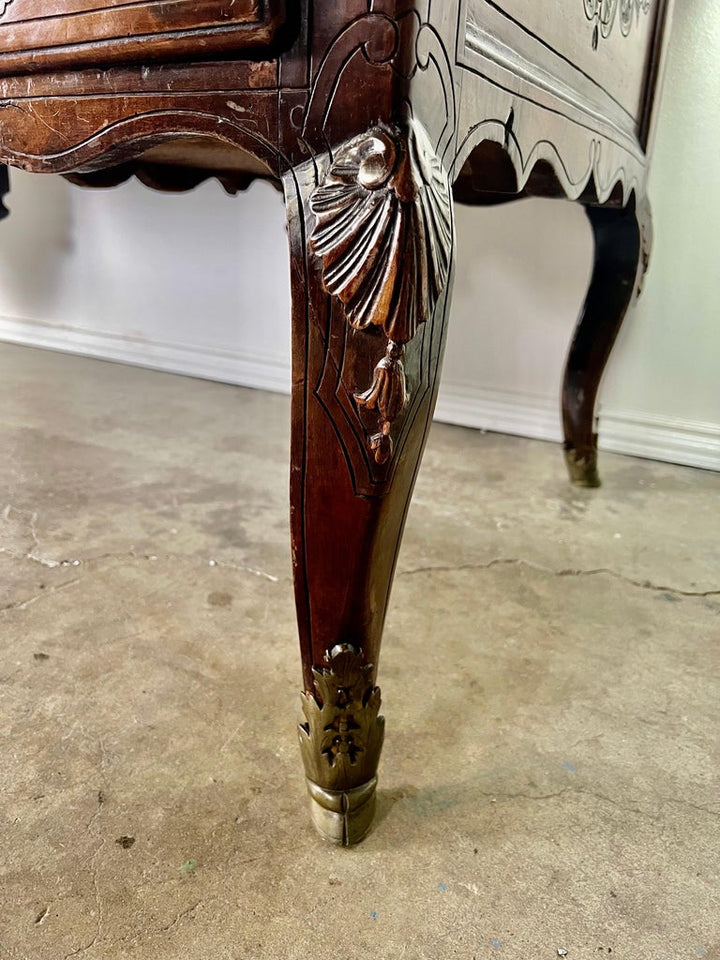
(0, 0, 673, 843)
(0, 1, 286, 74)
(562, 196, 650, 486)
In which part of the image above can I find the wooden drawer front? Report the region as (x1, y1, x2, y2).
(0, 0, 285, 75)
(470, 0, 659, 121)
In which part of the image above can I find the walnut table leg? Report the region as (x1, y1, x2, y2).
(562, 197, 651, 486)
(283, 122, 454, 844)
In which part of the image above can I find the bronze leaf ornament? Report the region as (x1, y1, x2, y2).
(298, 644, 385, 844)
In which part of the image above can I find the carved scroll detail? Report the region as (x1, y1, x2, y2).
(309, 120, 452, 463)
(298, 644, 384, 793)
(584, 0, 651, 48)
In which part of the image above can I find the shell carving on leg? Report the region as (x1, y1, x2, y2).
(310, 120, 453, 461)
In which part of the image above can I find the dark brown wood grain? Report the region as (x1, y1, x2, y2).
(0, 162, 8, 219)
(0, 0, 286, 75)
(0, 0, 674, 842)
(562, 198, 649, 487)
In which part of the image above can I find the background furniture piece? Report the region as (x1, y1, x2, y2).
(0, 0, 673, 844)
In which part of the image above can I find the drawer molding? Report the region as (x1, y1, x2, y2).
(467, 0, 656, 122)
(462, 11, 640, 153)
(0, 1, 286, 75)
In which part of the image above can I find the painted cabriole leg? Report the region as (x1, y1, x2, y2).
(562, 196, 651, 487)
(0, 165, 9, 221)
(283, 121, 455, 845)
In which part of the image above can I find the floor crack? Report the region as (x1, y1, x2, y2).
(0, 578, 81, 614)
(477, 784, 719, 824)
(477, 787, 572, 802)
(1, 504, 61, 568)
(62, 834, 105, 959)
(398, 557, 719, 598)
(0, 551, 286, 613)
(661, 796, 720, 820)
(71, 551, 286, 583)
(162, 901, 202, 933)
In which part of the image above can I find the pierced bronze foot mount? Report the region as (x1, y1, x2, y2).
(298, 644, 384, 845)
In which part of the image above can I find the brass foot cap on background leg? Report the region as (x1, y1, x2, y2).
(306, 776, 378, 846)
(564, 446, 601, 488)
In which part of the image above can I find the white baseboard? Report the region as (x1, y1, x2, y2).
(1, 315, 718, 472)
(435, 383, 561, 442)
(596, 410, 720, 472)
(0, 314, 292, 395)
(435, 381, 720, 472)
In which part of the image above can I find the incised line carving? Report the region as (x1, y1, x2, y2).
(298, 644, 384, 793)
(309, 120, 453, 464)
(584, 0, 651, 48)
(0, 1, 14, 19)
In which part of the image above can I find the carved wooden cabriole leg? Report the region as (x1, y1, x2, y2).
(283, 120, 454, 845)
(562, 195, 651, 487)
(0, 164, 9, 221)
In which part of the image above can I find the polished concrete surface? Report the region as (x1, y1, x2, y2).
(1, 344, 718, 960)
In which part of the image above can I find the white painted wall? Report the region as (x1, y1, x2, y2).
(0, 1, 718, 470)
(0, 174, 292, 393)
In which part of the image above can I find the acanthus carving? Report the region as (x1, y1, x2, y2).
(298, 644, 384, 793)
(584, 0, 651, 48)
(309, 120, 453, 464)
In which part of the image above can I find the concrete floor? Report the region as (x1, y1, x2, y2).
(1, 343, 718, 960)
